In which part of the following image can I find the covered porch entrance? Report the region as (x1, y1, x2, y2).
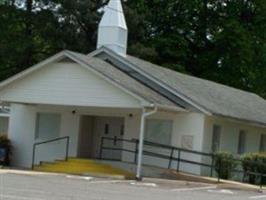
(10, 103, 186, 179)
(78, 115, 125, 161)
(27, 104, 140, 178)
(23, 104, 141, 168)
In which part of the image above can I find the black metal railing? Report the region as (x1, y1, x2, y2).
(100, 136, 213, 172)
(99, 136, 136, 161)
(99, 136, 266, 188)
(32, 136, 70, 169)
(133, 139, 214, 172)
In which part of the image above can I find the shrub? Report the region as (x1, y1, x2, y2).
(0, 135, 12, 166)
(214, 151, 236, 180)
(241, 153, 266, 184)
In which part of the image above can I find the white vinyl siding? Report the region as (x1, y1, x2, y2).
(35, 113, 61, 140)
(0, 62, 141, 108)
(145, 119, 173, 145)
(238, 130, 246, 154)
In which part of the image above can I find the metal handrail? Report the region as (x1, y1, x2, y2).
(100, 136, 266, 188)
(32, 136, 70, 169)
(132, 138, 214, 157)
(100, 136, 212, 166)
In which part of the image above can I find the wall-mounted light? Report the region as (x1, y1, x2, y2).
(72, 110, 76, 115)
(129, 113, 133, 118)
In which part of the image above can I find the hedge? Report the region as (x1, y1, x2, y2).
(213, 151, 236, 180)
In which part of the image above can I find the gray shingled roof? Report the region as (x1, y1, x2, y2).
(67, 51, 180, 109)
(125, 55, 266, 126)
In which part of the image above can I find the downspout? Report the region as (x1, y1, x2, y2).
(136, 105, 158, 180)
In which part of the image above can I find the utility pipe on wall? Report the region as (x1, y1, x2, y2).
(136, 105, 158, 180)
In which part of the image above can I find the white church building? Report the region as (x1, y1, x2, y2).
(0, 0, 266, 178)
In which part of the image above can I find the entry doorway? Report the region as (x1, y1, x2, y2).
(78, 116, 125, 160)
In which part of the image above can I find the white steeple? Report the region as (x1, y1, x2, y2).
(97, 0, 128, 56)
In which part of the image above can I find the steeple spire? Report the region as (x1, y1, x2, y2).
(97, 0, 128, 56)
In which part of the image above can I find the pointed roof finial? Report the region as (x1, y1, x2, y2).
(97, 0, 128, 56)
(108, 0, 124, 13)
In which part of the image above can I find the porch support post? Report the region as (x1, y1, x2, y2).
(136, 105, 157, 180)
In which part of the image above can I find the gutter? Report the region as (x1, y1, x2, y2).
(136, 105, 158, 180)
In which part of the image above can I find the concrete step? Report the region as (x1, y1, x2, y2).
(40, 162, 111, 169)
(56, 159, 113, 168)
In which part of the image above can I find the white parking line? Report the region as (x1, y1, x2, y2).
(66, 175, 93, 180)
(130, 182, 157, 187)
(249, 195, 266, 199)
(88, 180, 132, 184)
(171, 185, 217, 192)
(207, 189, 234, 195)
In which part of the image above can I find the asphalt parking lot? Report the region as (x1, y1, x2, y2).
(0, 171, 264, 200)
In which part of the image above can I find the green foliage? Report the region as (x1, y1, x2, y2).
(214, 152, 236, 180)
(241, 153, 266, 184)
(0, 0, 266, 99)
(129, 0, 266, 98)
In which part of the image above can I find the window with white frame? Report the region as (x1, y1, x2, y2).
(260, 134, 266, 152)
(211, 125, 221, 152)
(238, 130, 246, 154)
(145, 119, 173, 145)
(35, 113, 61, 140)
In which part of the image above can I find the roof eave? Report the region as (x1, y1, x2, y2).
(0, 51, 68, 89)
(155, 104, 187, 113)
(213, 113, 266, 128)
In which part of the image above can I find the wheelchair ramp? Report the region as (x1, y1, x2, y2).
(33, 158, 135, 179)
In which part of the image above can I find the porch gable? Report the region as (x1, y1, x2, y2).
(0, 60, 143, 108)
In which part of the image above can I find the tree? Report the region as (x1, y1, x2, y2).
(128, 0, 266, 97)
(0, 0, 265, 98)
